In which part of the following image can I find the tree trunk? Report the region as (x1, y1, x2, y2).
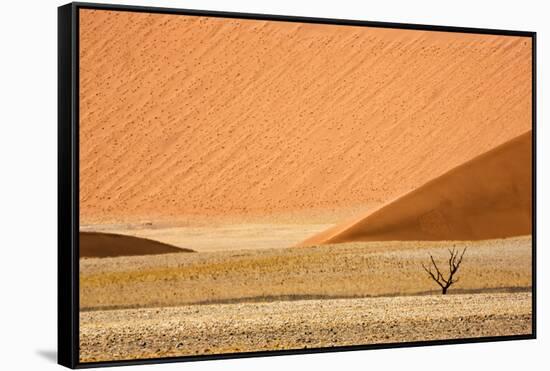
(442, 287, 448, 295)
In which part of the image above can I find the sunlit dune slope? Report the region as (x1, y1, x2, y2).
(80, 232, 194, 258)
(79, 10, 532, 223)
(299, 131, 532, 245)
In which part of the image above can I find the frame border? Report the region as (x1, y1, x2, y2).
(58, 3, 79, 368)
(58, 2, 537, 369)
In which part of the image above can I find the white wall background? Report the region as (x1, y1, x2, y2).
(0, 0, 546, 369)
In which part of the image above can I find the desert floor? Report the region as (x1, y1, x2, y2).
(80, 293, 531, 362)
(79, 234, 532, 362)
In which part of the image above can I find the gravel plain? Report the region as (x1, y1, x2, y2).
(80, 292, 532, 362)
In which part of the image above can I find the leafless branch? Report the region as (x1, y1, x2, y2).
(421, 247, 467, 294)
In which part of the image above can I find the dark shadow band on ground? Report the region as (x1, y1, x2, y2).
(80, 286, 531, 311)
(80, 231, 194, 258)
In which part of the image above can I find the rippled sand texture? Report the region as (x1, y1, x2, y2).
(79, 10, 531, 224)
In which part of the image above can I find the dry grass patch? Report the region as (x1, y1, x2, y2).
(80, 236, 531, 309)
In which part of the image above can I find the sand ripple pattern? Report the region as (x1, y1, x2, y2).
(79, 10, 532, 224)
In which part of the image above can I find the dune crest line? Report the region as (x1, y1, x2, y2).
(298, 131, 532, 246)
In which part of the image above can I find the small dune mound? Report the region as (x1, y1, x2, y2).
(80, 232, 194, 258)
(299, 131, 532, 246)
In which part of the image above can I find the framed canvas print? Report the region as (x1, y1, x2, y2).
(58, 2, 536, 368)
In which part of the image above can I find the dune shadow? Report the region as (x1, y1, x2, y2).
(80, 231, 194, 258)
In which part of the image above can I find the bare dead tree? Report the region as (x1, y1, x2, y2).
(421, 247, 466, 295)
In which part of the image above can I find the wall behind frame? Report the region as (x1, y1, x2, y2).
(0, 1, 547, 371)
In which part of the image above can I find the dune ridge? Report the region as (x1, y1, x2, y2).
(80, 231, 194, 258)
(79, 10, 531, 224)
(299, 131, 532, 246)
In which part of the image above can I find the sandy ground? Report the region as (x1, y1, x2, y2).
(79, 10, 531, 224)
(80, 236, 531, 310)
(80, 292, 532, 362)
(81, 222, 333, 252)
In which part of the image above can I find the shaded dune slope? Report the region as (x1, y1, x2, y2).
(299, 131, 532, 246)
(79, 10, 532, 223)
(80, 232, 194, 258)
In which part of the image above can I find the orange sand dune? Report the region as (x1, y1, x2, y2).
(80, 232, 193, 258)
(299, 131, 532, 246)
(79, 10, 532, 224)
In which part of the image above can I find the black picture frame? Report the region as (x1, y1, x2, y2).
(58, 2, 537, 368)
